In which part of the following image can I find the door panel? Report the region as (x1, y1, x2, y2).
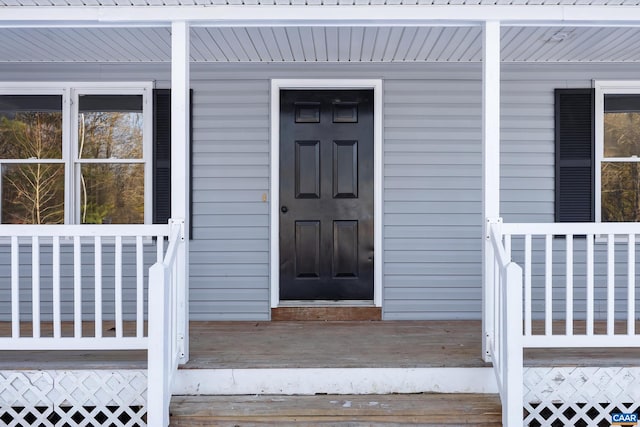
(333, 140, 358, 198)
(280, 89, 374, 301)
(333, 220, 359, 278)
(295, 220, 321, 278)
(295, 141, 320, 198)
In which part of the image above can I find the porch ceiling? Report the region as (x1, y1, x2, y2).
(1, 0, 639, 5)
(1, 25, 640, 62)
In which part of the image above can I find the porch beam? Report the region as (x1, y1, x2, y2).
(4, 5, 640, 26)
(171, 20, 190, 365)
(482, 20, 500, 363)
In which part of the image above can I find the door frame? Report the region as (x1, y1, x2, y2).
(270, 79, 383, 309)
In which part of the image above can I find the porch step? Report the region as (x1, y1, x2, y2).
(169, 393, 502, 426)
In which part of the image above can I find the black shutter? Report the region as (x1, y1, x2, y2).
(555, 88, 595, 222)
(153, 89, 172, 224)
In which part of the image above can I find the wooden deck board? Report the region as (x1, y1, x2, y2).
(169, 394, 502, 426)
(186, 320, 488, 369)
(0, 320, 638, 370)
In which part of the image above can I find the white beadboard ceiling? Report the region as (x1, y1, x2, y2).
(1, 0, 640, 5)
(1, 26, 640, 62)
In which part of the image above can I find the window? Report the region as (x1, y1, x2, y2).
(0, 83, 163, 225)
(0, 94, 64, 224)
(77, 94, 147, 224)
(596, 82, 640, 222)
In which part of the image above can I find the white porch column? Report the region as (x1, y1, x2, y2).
(171, 20, 190, 364)
(482, 20, 500, 362)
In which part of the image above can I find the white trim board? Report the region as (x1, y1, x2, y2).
(173, 367, 497, 395)
(269, 79, 383, 310)
(6, 6, 640, 27)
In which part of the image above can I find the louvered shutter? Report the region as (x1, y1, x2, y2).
(555, 88, 595, 222)
(153, 89, 172, 224)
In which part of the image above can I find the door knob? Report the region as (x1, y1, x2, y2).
(281, 206, 288, 213)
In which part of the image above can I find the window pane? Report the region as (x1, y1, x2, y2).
(601, 162, 640, 222)
(80, 163, 144, 224)
(604, 94, 640, 158)
(2, 163, 64, 224)
(78, 95, 143, 160)
(0, 95, 63, 159)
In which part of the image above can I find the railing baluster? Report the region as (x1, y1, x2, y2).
(32, 236, 40, 339)
(545, 234, 552, 336)
(566, 234, 573, 336)
(136, 235, 144, 338)
(524, 234, 532, 336)
(53, 236, 61, 339)
(95, 236, 103, 339)
(493, 255, 499, 362)
(74, 235, 82, 338)
(629, 234, 636, 336)
(607, 234, 615, 335)
(627, 234, 636, 335)
(115, 235, 123, 338)
(504, 234, 511, 259)
(11, 236, 19, 338)
(587, 234, 594, 336)
(157, 235, 164, 263)
(172, 257, 178, 363)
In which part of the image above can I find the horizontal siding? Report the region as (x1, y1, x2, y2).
(190, 78, 271, 320)
(383, 77, 482, 319)
(0, 62, 639, 321)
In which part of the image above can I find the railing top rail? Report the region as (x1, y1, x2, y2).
(502, 222, 640, 235)
(0, 224, 171, 237)
(489, 222, 510, 269)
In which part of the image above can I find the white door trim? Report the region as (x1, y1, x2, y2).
(270, 79, 383, 309)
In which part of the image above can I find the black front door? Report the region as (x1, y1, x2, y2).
(279, 89, 374, 301)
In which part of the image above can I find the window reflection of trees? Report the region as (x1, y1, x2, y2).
(0, 111, 64, 224)
(603, 112, 640, 222)
(0, 103, 145, 224)
(78, 111, 144, 224)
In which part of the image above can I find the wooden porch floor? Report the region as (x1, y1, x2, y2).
(169, 393, 503, 426)
(0, 320, 638, 369)
(186, 320, 487, 369)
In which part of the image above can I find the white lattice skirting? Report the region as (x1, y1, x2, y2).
(0, 370, 147, 427)
(2, 367, 640, 426)
(524, 367, 640, 426)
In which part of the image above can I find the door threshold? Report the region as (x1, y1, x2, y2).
(278, 300, 375, 308)
(271, 304, 381, 321)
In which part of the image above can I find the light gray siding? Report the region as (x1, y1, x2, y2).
(189, 76, 271, 320)
(0, 62, 639, 321)
(383, 77, 482, 320)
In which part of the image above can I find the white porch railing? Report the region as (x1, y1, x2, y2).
(488, 220, 640, 425)
(148, 219, 184, 427)
(0, 220, 184, 427)
(487, 220, 523, 427)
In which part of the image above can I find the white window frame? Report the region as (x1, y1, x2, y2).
(594, 80, 640, 223)
(0, 82, 153, 225)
